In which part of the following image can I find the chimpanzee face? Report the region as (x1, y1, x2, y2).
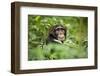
(55, 26, 65, 41)
(47, 25, 66, 44)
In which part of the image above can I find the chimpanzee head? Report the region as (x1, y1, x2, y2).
(47, 25, 67, 43)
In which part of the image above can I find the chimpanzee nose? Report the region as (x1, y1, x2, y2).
(59, 32, 64, 35)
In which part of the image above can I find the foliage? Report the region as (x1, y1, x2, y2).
(28, 15, 88, 60)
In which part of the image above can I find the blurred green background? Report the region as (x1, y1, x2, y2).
(28, 15, 88, 60)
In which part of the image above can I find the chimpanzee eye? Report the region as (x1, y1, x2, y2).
(60, 28, 64, 30)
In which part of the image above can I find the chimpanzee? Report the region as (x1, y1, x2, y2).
(47, 25, 67, 44)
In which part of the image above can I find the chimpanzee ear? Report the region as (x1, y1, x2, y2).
(49, 26, 57, 39)
(49, 28, 55, 37)
(64, 26, 67, 39)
